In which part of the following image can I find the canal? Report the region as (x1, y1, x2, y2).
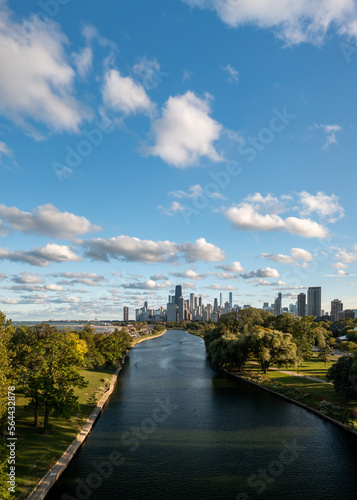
(46, 330, 357, 500)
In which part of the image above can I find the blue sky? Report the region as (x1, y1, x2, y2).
(0, 0, 357, 320)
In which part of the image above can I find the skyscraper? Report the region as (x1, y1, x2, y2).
(274, 293, 282, 316)
(123, 306, 129, 322)
(178, 296, 185, 322)
(297, 293, 306, 317)
(229, 292, 233, 310)
(307, 287, 321, 318)
(331, 299, 343, 322)
(190, 293, 195, 312)
(167, 302, 178, 322)
(220, 292, 223, 307)
(175, 285, 182, 305)
(214, 298, 218, 312)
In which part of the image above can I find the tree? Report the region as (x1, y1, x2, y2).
(98, 330, 131, 367)
(317, 330, 334, 365)
(20, 334, 87, 429)
(0, 337, 10, 434)
(292, 316, 318, 360)
(339, 341, 357, 354)
(249, 327, 298, 373)
(326, 354, 357, 397)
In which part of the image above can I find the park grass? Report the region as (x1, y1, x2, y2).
(8, 365, 117, 499)
(130, 329, 166, 346)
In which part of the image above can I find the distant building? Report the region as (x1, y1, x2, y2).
(274, 293, 282, 316)
(175, 285, 182, 305)
(331, 299, 343, 322)
(178, 296, 185, 322)
(167, 303, 178, 322)
(190, 293, 195, 312)
(307, 287, 321, 318)
(229, 292, 233, 310)
(123, 306, 129, 322)
(339, 309, 355, 321)
(220, 293, 223, 307)
(213, 298, 218, 312)
(297, 293, 306, 317)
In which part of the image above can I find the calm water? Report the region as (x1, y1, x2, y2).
(46, 330, 357, 500)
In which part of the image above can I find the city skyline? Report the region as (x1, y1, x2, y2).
(1, 1, 357, 320)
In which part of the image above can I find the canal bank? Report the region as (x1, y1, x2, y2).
(44, 329, 357, 500)
(26, 331, 166, 500)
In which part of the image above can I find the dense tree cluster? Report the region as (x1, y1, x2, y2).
(0, 312, 131, 432)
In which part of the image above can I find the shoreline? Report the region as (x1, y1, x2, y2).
(223, 368, 357, 438)
(26, 330, 166, 500)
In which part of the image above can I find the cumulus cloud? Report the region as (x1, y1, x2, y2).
(209, 272, 238, 280)
(0, 5, 90, 135)
(334, 245, 357, 263)
(224, 202, 328, 238)
(298, 191, 344, 222)
(261, 247, 314, 267)
(240, 267, 280, 279)
(170, 270, 206, 280)
(312, 124, 342, 150)
(0, 203, 101, 239)
(0, 244, 81, 267)
(215, 261, 245, 273)
(206, 284, 235, 291)
(148, 91, 223, 167)
(252, 279, 287, 286)
(121, 280, 172, 290)
(221, 64, 239, 83)
(182, 0, 357, 45)
(158, 201, 186, 216)
(82, 236, 224, 263)
(102, 69, 154, 116)
(11, 271, 44, 284)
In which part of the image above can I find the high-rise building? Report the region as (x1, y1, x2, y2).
(199, 296, 202, 307)
(144, 301, 148, 310)
(307, 287, 321, 318)
(213, 298, 218, 312)
(123, 306, 129, 322)
(229, 292, 233, 310)
(167, 303, 178, 322)
(297, 293, 306, 317)
(220, 293, 223, 307)
(331, 299, 343, 322)
(190, 293, 195, 312)
(178, 296, 185, 322)
(175, 285, 182, 305)
(274, 293, 282, 316)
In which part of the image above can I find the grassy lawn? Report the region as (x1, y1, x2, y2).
(283, 354, 337, 380)
(8, 365, 117, 499)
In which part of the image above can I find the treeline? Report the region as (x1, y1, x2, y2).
(204, 308, 357, 396)
(0, 312, 131, 432)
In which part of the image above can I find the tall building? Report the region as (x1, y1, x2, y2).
(199, 296, 202, 307)
(331, 299, 343, 322)
(307, 287, 321, 318)
(274, 293, 282, 316)
(123, 306, 129, 322)
(297, 293, 306, 317)
(220, 292, 223, 307)
(190, 293, 195, 312)
(178, 296, 185, 322)
(213, 298, 218, 312)
(229, 292, 233, 310)
(167, 303, 178, 322)
(175, 285, 182, 305)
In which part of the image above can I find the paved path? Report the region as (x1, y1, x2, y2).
(248, 361, 333, 385)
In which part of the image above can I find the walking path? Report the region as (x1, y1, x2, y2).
(247, 361, 333, 384)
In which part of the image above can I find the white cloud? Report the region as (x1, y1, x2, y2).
(170, 184, 203, 199)
(148, 91, 223, 167)
(0, 6, 90, 135)
(215, 261, 245, 273)
(206, 284, 235, 291)
(170, 270, 206, 280)
(82, 235, 224, 263)
(261, 247, 314, 266)
(224, 202, 328, 238)
(298, 191, 344, 222)
(158, 201, 186, 216)
(72, 46, 93, 79)
(122, 280, 172, 290)
(0, 203, 101, 239)
(240, 267, 280, 279)
(312, 124, 342, 150)
(132, 57, 162, 90)
(0, 140, 12, 159)
(253, 279, 287, 287)
(209, 272, 238, 280)
(243, 193, 287, 214)
(334, 245, 357, 263)
(149, 274, 168, 281)
(0, 244, 81, 267)
(221, 64, 239, 82)
(102, 69, 154, 116)
(336, 270, 349, 276)
(182, 0, 357, 45)
(331, 262, 348, 269)
(11, 271, 44, 284)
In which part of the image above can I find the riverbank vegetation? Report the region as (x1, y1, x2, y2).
(204, 309, 357, 431)
(0, 311, 160, 498)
